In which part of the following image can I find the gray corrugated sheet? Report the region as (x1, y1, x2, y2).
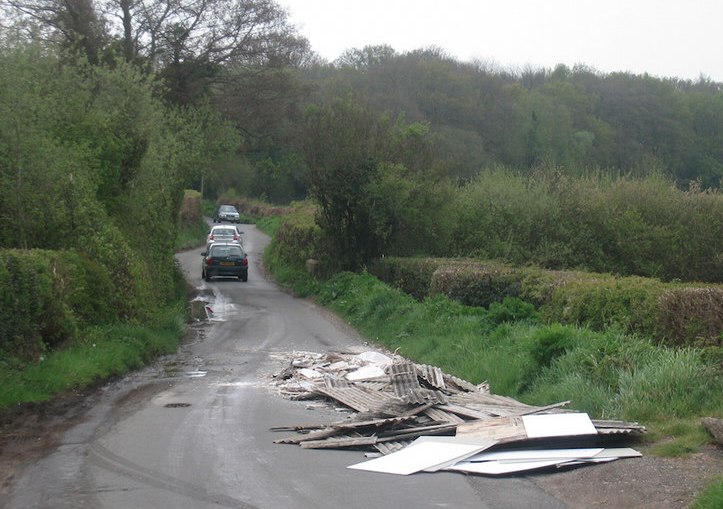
(374, 440, 412, 455)
(315, 386, 395, 413)
(402, 388, 449, 405)
(424, 407, 466, 424)
(443, 373, 479, 392)
(324, 374, 350, 388)
(356, 381, 389, 392)
(389, 362, 421, 397)
(592, 420, 646, 434)
(415, 364, 447, 390)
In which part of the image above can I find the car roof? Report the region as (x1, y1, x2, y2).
(208, 242, 245, 253)
(210, 225, 237, 232)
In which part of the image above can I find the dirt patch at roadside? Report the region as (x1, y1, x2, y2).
(0, 389, 98, 495)
(530, 443, 722, 509)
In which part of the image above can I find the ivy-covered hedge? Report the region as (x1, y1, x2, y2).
(0, 249, 116, 360)
(370, 256, 722, 347)
(270, 202, 321, 267)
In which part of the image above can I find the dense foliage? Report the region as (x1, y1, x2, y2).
(0, 43, 238, 361)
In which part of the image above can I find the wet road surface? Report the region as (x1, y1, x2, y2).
(3, 225, 568, 509)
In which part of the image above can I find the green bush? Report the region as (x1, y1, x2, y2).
(542, 274, 665, 334)
(529, 324, 576, 367)
(0, 248, 129, 361)
(448, 170, 723, 283)
(0, 251, 74, 359)
(268, 202, 326, 273)
(487, 297, 540, 324)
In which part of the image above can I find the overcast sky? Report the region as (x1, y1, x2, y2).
(278, 0, 723, 82)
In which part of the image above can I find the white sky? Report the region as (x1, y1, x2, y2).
(278, 0, 723, 82)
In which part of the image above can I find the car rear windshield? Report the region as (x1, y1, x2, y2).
(210, 245, 244, 258)
(214, 228, 236, 236)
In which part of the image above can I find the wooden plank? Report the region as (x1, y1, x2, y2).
(455, 416, 528, 442)
(300, 435, 379, 449)
(377, 423, 458, 442)
(514, 400, 570, 416)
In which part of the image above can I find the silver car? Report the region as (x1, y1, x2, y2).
(213, 204, 240, 223)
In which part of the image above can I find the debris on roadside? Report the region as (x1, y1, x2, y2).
(270, 350, 646, 476)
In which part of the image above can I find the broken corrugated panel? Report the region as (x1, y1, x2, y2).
(424, 407, 466, 424)
(389, 361, 421, 397)
(323, 374, 350, 388)
(591, 420, 646, 434)
(415, 364, 447, 390)
(402, 388, 449, 405)
(374, 440, 411, 455)
(438, 403, 494, 420)
(315, 386, 393, 413)
(355, 381, 389, 391)
(443, 373, 479, 393)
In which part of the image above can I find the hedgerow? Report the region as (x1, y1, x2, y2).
(371, 256, 722, 347)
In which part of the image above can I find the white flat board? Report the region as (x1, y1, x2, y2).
(521, 413, 597, 438)
(464, 448, 604, 463)
(347, 436, 496, 475)
(447, 459, 564, 475)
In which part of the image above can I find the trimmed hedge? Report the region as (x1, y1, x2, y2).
(369, 257, 445, 299)
(0, 249, 116, 361)
(657, 288, 723, 347)
(370, 256, 723, 347)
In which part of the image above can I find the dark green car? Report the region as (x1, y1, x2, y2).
(201, 243, 248, 282)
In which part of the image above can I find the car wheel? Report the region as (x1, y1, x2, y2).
(241, 273, 248, 282)
(204, 270, 211, 282)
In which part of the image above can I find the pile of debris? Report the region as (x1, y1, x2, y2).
(271, 350, 646, 476)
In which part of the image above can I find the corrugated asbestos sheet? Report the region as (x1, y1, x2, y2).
(271, 350, 646, 476)
(314, 386, 394, 413)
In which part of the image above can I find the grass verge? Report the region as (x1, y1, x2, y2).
(691, 477, 723, 509)
(0, 304, 185, 409)
(176, 216, 211, 251)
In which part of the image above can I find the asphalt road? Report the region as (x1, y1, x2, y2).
(4, 225, 568, 509)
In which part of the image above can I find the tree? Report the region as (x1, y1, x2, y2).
(3, 0, 310, 104)
(2, 0, 106, 63)
(301, 96, 438, 270)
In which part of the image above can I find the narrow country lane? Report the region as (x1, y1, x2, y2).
(3, 225, 567, 509)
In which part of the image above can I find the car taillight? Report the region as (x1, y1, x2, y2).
(206, 258, 213, 265)
(242, 258, 248, 266)
(233, 234, 238, 240)
(209, 234, 214, 240)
